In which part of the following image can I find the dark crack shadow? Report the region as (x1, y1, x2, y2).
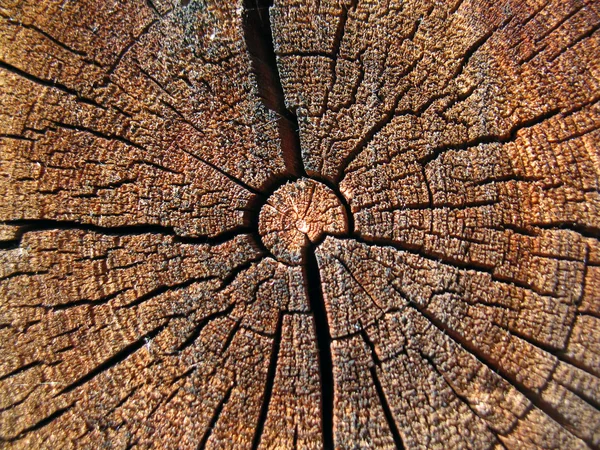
(242, 0, 305, 178)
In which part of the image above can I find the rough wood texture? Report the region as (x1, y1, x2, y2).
(0, 0, 599, 448)
(259, 178, 348, 264)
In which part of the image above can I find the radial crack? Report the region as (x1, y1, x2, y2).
(58, 324, 167, 395)
(1, 219, 257, 246)
(304, 251, 335, 449)
(251, 313, 283, 449)
(242, 0, 305, 179)
(360, 329, 406, 449)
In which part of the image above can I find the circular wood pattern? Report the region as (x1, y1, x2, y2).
(0, 0, 599, 449)
(259, 178, 348, 264)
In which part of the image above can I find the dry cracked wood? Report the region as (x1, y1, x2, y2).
(0, 0, 599, 448)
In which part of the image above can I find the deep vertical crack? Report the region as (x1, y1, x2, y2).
(305, 251, 335, 450)
(361, 329, 406, 449)
(252, 313, 283, 449)
(242, 0, 305, 178)
(242, 3, 349, 445)
(197, 383, 235, 450)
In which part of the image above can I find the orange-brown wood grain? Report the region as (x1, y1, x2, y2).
(0, 0, 598, 448)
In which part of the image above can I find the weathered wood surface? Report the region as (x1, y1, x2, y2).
(0, 0, 599, 448)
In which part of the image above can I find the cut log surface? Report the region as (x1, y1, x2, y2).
(0, 0, 599, 448)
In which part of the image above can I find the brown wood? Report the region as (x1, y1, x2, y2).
(0, 0, 599, 448)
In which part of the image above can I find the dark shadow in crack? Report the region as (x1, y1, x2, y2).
(242, 0, 305, 178)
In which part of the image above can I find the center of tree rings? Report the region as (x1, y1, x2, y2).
(259, 178, 348, 265)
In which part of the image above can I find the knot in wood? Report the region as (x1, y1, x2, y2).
(259, 178, 348, 265)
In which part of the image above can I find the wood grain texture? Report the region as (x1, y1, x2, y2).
(0, 0, 598, 448)
(259, 178, 348, 264)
